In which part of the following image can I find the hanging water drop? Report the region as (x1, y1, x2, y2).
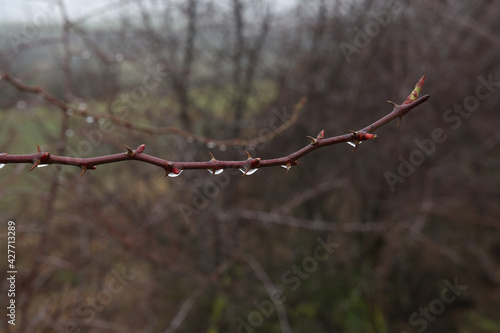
(66, 109, 74, 115)
(167, 170, 183, 178)
(240, 167, 258, 176)
(208, 169, 224, 175)
(82, 51, 91, 60)
(115, 53, 124, 62)
(16, 101, 27, 109)
(347, 141, 361, 148)
(86, 116, 94, 123)
(219, 145, 227, 151)
(206, 142, 216, 149)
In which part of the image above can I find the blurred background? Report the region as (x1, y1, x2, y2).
(0, 0, 499, 332)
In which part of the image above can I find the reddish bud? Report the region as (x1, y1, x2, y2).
(317, 130, 325, 140)
(250, 158, 261, 168)
(40, 152, 50, 163)
(136, 144, 145, 154)
(361, 132, 377, 140)
(164, 163, 181, 177)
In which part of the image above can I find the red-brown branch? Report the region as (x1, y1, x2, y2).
(0, 90, 430, 176)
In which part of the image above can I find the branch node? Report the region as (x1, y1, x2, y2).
(207, 152, 222, 175)
(348, 130, 377, 151)
(241, 152, 261, 176)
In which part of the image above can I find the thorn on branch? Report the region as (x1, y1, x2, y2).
(124, 145, 135, 156)
(80, 165, 96, 177)
(387, 100, 399, 109)
(28, 160, 41, 172)
(306, 136, 318, 145)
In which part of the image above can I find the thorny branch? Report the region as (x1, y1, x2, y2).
(0, 76, 429, 177)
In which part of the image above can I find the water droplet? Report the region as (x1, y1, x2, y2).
(207, 169, 224, 175)
(347, 141, 360, 147)
(79, 103, 88, 110)
(65, 129, 74, 137)
(240, 167, 258, 175)
(98, 118, 106, 125)
(281, 163, 293, 174)
(115, 53, 124, 62)
(66, 109, 74, 115)
(167, 170, 183, 178)
(206, 142, 216, 149)
(82, 51, 91, 59)
(0, 164, 5, 169)
(86, 116, 94, 123)
(16, 101, 26, 109)
(219, 145, 227, 151)
(37, 164, 49, 168)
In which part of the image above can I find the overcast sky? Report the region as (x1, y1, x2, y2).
(0, 0, 299, 24)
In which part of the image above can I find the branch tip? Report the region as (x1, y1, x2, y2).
(36, 143, 42, 153)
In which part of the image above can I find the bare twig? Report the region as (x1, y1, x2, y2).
(220, 210, 397, 232)
(163, 288, 204, 333)
(0, 72, 306, 147)
(242, 255, 292, 333)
